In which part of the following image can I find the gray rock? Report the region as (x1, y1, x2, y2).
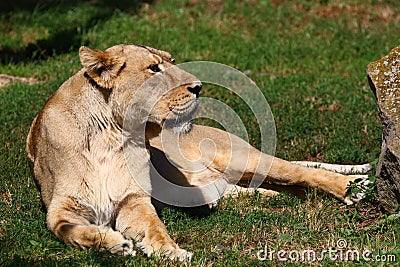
(367, 45, 400, 213)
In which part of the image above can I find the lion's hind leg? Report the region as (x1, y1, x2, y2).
(201, 138, 369, 204)
(46, 199, 136, 256)
(240, 154, 370, 204)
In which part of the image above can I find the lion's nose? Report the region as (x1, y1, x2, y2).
(187, 83, 202, 98)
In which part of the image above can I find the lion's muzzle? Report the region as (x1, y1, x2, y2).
(187, 82, 202, 98)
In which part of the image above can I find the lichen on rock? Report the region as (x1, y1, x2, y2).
(368, 45, 400, 213)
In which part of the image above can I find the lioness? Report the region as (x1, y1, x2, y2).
(26, 44, 365, 261)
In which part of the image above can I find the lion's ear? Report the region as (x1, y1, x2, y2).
(79, 46, 125, 89)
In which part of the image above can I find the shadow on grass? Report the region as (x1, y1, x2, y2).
(0, 0, 152, 64)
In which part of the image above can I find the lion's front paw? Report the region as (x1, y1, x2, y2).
(137, 240, 192, 261)
(104, 231, 136, 256)
(167, 247, 193, 261)
(109, 239, 136, 256)
(344, 177, 371, 205)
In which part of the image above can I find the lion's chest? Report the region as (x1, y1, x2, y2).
(82, 129, 133, 225)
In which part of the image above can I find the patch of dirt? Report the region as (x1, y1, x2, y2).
(0, 74, 38, 88)
(273, 2, 399, 30)
(186, 0, 225, 13)
(340, 201, 385, 229)
(310, 3, 399, 28)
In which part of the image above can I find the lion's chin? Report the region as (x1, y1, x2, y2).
(146, 114, 194, 135)
(163, 101, 198, 135)
(164, 118, 194, 135)
(171, 121, 194, 135)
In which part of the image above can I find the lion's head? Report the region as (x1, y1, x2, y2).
(79, 44, 202, 133)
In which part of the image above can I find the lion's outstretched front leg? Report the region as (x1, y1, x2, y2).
(115, 193, 192, 261)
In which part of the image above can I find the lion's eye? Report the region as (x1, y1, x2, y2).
(148, 64, 161, 73)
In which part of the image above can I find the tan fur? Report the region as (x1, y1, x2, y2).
(27, 44, 361, 261)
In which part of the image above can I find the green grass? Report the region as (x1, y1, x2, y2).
(1, 0, 400, 266)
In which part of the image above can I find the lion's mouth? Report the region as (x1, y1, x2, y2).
(169, 98, 198, 116)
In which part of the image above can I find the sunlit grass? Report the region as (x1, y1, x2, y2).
(1, 0, 400, 266)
